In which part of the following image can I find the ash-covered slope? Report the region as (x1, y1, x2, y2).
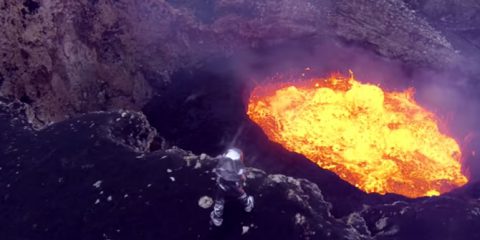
(2, 99, 480, 240)
(0, 100, 370, 240)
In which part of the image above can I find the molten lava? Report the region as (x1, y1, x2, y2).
(247, 73, 468, 198)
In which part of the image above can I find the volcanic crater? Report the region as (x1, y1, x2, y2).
(2, 0, 480, 240)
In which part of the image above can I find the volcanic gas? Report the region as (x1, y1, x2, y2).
(247, 72, 468, 198)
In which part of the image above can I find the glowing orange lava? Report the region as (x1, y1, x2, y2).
(247, 72, 468, 198)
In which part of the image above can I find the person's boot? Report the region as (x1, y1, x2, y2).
(244, 196, 254, 213)
(210, 211, 223, 227)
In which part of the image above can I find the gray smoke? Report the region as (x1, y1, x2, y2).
(222, 38, 480, 181)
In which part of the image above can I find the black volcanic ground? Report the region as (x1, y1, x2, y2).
(2, 95, 480, 240)
(2, 0, 480, 239)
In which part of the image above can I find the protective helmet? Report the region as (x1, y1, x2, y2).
(224, 147, 244, 162)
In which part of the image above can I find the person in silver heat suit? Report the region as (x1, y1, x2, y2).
(210, 148, 254, 227)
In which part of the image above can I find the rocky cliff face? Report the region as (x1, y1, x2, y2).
(404, 0, 480, 76)
(1, 0, 474, 126)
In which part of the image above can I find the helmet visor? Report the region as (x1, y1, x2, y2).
(225, 149, 241, 161)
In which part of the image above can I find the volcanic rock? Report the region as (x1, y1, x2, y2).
(3, 98, 480, 239)
(2, 2, 480, 239)
(359, 194, 480, 239)
(0, 99, 372, 239)
(0, 96, 480, 240)
(0, 0, 474, 126)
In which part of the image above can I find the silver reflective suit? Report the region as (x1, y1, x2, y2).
(210, 149, 254, 226)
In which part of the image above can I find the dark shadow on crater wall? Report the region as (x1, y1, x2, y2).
(142, 39, 480, 203)
(141, 44, 420, 216)
(142, 57, 247, 155)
